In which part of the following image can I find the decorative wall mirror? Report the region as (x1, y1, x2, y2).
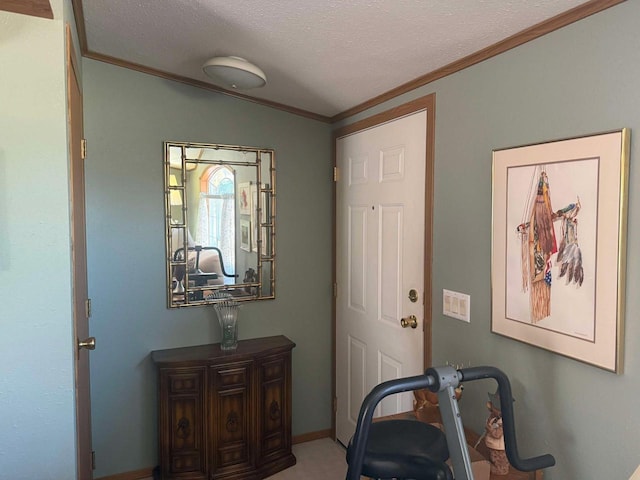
(164, 142, 276, 308)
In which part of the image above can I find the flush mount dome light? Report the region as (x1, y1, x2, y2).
(202, 56, 267, 90)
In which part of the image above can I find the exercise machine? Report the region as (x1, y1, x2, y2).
(346, 365, 556, 480)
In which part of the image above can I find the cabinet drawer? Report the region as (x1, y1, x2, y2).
(260, 356, 284, 381)
(214, 362, 251, 390)
(170, 452, 202, 474)
(169, 372, 201, 394)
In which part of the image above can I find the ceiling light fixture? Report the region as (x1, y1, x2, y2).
(202, 56, 267, 90)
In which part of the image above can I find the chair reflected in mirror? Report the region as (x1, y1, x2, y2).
(174, 246, 239, 300)
(170, 227, 194, 294)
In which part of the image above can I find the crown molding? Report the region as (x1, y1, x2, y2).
(82, 50, 332, 123)
(0, 0, 53, 19)
(70, 0, 624, 125)
(331, 0, 625, 122)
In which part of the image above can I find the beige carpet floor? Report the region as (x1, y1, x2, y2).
(135, 438, 347, 480)
(266, 438, 348, 479)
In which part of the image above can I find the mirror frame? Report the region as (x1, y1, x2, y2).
(164, 141, 276, 308)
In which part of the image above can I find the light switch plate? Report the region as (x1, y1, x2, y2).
(443, 289, 470, 323)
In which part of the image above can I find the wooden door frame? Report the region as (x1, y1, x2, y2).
(331, 93, 436, 438)
(67, 24, 93, 479)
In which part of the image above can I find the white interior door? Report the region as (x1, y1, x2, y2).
(336, 111, 427, 445)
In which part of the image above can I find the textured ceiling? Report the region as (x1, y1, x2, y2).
(82, 0, 592, 118)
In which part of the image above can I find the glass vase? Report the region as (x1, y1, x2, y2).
(213, 301, 239, 351)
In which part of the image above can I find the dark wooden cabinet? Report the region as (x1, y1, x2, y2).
(152, 336, 296, 480)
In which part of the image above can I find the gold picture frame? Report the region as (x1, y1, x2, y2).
(491, 129, 630, 373)
(238, 182, 251, 215)
(240, 218, 251, 252)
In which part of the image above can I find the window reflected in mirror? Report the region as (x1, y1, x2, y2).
(164, 142, 276, 308)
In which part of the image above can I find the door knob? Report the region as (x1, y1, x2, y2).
(400, 315, 418, 329)
(78, 337, 96, 351)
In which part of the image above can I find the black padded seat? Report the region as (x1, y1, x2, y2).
(346, 419, 452, 480)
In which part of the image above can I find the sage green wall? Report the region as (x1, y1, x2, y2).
(338, 2, 639, 478)
(82, 59, 333, 477)
(0, 1, 79, 478)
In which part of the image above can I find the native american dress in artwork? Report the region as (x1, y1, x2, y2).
(516, 170, 583, 323)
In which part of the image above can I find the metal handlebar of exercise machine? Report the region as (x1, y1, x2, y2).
(346, 365, 556, 480)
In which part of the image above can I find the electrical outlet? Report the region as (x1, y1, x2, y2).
(443, 289, 470, 323)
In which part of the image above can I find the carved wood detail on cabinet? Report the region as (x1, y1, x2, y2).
(152, 336, 296, 480)
(258, 356, 288, 466)
(161, 368, 207, 478)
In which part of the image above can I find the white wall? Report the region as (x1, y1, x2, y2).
(0, 1, 78, 478)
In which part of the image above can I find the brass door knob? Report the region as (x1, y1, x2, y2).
(78, 337, 96, 351)
(400, 315, 418, 329)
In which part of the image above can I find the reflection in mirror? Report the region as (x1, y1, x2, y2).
(165, 142, 276, 308)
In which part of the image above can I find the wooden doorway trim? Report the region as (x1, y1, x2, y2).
(67, 23, 93, 479)
(0, 0, 53, 19)
(331, 93, 436, 438)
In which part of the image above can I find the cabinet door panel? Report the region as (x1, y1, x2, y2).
(211, 362, 254, 475)
(170, 397, 199, 451)
(159, 368, 207, 479)
(262, 381, 284, 437)
(258, 354, 291, 464)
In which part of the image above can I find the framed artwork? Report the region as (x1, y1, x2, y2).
(238, 182, 251, 215)
(240, 219, 251, 252)
(491, 129, 630, 372)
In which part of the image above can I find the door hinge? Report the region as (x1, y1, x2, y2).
(91, 450, 96, 470)
(81, 138, 87, 160)
(85, 298, 92, 318)
(333, 166, 338, 182)
(333, 283, 337, 298)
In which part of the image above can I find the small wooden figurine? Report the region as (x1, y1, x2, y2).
(413, 385, 463, 424)
(485, 390, 510, 475)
